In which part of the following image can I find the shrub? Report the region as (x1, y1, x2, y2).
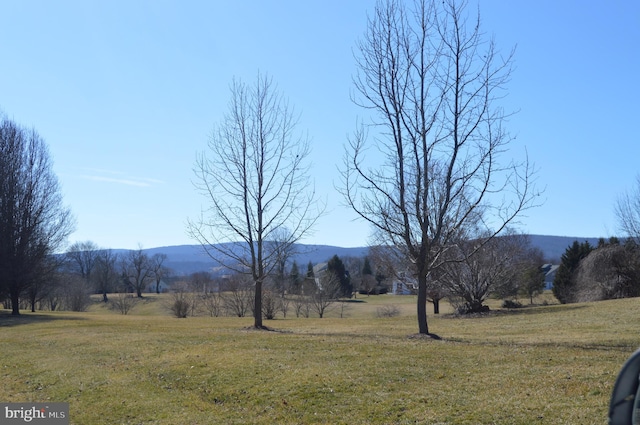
(168, 284, 194, 318)
(170, 298, 190, 318)
(110, 292, 138, 315)
(201, 292, 223, 317)
(375, 304, 400, 318)
(502, 299, 523, 309)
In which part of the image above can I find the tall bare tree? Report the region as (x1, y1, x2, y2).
(189, 73, 321, 329)
(150, 253, 169, 294)
(615, 175, 640, 244)
(121, 247, 153, 298)
(65, 241, 100, 281)
(0, 114, 74, 315)
(341, 0, 538, 335)
(94, 249, 119, 302)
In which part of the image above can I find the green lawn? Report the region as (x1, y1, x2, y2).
(1, 294, 637, 424)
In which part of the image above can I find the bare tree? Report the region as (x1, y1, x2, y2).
(309, 273, 341, 318)
(292, 294, 310, 318)
(65, 241, 100, 281)
(221, 274, 253, 318)
(615, 175, 640, 244)
(93, 250, 119, 302)
(189, 73, 322, 329)
(122, 247, 153, 298)
(149, 253, 169, 294)
(0, 114, 74, 315)
(202, 291, 224, 317)
(441, 233, 526, 313)
(189, 271, 215, 294)
(26, 256, 62, 312)
(261, 288, 279, 320)
(341, 0, 538, 335)
(59, 273, 92, 312)
(110, 291, 138, 315)
(516, 246, 546, 304)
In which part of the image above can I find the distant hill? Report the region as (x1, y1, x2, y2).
(136, 235, 603, 275)
(527, 235, 601, 262)
(142, 244, 369, 276)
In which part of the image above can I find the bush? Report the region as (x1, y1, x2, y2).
(358, 286, 389, 295)
(110, 293, 138, 315)
(375, 304, 400, 318)
(170, 298, 190, 318)
(168, 284, 194, 318)
(502, 299, 523, 309)
(201, 292, 223, 317)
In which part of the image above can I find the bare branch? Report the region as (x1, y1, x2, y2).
(340, 0, 540, 335)
(188, 73, 323, 329)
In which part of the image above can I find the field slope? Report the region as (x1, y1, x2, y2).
(1, 295, 638, 424)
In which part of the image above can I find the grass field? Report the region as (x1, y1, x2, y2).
(1, 293, 638, 424)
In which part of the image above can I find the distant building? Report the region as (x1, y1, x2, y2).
(541, 264, 559, 290)
(391, 272, 417, 295)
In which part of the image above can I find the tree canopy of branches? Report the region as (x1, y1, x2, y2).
(189, 73, 321, 329)
(615, 175, 640, 245)
(121, 247, 153, 298)
(0, 114, 74, 315)
(341, 0, 538, 335)
(440, 233, 528, 314)
(65, 240, 100, 281)
(93, 249, 119, 302)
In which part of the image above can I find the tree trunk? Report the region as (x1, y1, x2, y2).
(254, 280, 263, 328)
(417, 276, 429, 334)
(11, 291, 20, 316)
(432, 298, 440, 315)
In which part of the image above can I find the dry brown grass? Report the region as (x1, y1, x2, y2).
(1, 293, 637, 424)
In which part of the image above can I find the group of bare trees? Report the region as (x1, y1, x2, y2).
(165, 270, 345, 319)
(0, 113, 74, 315)
(186, 0, 539, 335)
(370, 232, 545, 314)
(6, 241, 172, 314)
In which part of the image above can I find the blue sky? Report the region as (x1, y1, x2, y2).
(1, 0, 639, 250)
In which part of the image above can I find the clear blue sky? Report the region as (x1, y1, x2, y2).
(1, 0, 639, 250)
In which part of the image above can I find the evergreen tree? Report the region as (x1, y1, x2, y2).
(289, 260, 301, 294)
(327, 255, 352, 298)
(553, 241, 593, 304)
(362, 257, 373, 276)
(520, 265, 546, 304)
(306, 261, 315, 278)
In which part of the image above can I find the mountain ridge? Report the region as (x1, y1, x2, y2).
(130, 235, 603, 275)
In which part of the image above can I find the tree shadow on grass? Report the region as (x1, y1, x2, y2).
(0, 311, 87, 327)
(445, 303, 588, 319)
